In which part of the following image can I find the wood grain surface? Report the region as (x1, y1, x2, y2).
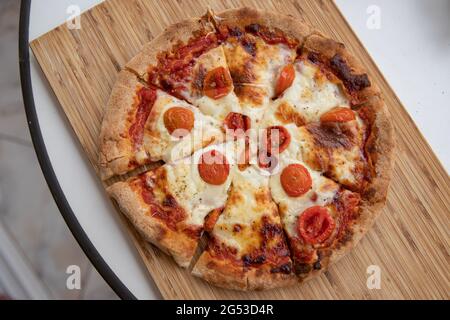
(30, 0, 450, 299)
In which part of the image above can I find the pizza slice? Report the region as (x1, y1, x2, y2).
(141, 90, 224, 163)
(98, 70, 224, 180)
(126, 26, 242, 123)
(192, 165, 295, 290)
(108, 142, 237, 268)
(270, 157, 361, 280)
(270, 57, 351, 125)
(217, 24, 297, 125)
(297, 115, 368, 192)
(269, 33, 379, 127)
(211, 8, 314, 126)
(260, 99, 369, 191)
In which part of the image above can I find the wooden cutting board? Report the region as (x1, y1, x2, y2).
(30, 0, 450, 299)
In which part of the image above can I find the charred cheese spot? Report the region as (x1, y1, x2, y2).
(234, 84, 266, 106)
(241, 37, 257, 57)
(224, 31, 296, 119)
(275, 102, 306, 127)
(191, 65, 207, 95)
(254, 189, 270, 207)
(228, 188, 244, 205)
(313, 68, 328, 87)
(224, 38, 257, 84)
(298, 119, 367, 190)
(307, 122, 354, 150)
(330, 54, 371, 92)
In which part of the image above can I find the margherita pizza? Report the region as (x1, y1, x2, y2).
(99, 7, 394, 290)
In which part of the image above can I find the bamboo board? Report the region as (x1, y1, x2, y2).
(30, 0, 450, 299)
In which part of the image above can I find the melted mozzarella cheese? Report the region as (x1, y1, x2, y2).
(269, 157, 339, 236)
(167, 142, 238, 227)
(196, 92, 242, 122)
(261, 43, 295, 97)
(144, 91, 224, 163)
(212, 165, 276, 253)
(297, 116, 366, 187)
(277, 60, 349, 123)
(223, 39, 296, 125)
(187, 46, 243, 123)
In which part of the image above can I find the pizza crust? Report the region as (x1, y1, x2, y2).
(215, 7, 314, 48)
(98, 70, 144, 180)
(359, 96, 395, 206)
(246, 268, 297, 291)
(126, 16, 216, 80)
(107, 181, 199, 268)
(191, 251, 248, 290)
(192, 251, 296, 291)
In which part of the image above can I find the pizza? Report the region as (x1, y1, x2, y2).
(99, 7, 394, 291)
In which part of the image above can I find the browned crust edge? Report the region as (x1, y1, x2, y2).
(215, 7, 315, 46)
(192, 250, 296, 291)
(302, 34, 381, 105)
(246, 267, 297, 291)
(191, 251, 248, 291)
(125, 16, 215, 80)
(98, 69, 143, 180)
(107, 181, 198, 268)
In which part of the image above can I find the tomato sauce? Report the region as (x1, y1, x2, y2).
(129, 87, 157, 149)
(245, 24, 299, 49)
(137, 174, 187, 233)
(148, 33, 220, 95)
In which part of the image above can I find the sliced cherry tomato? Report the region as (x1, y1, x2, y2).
(198, 150, 230, 185)
(203, 66, 233, 100)
(280, 164, 312, 197)
(266, 126, 291, 154)
(320, 107, 355, 123)
(275, 64, 295, 97)
(224, 112, 251, 137)
(163, 107, 195, 138)
(297, 206, 336, 244)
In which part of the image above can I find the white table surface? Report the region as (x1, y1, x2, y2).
(28, 0, 450, 300)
